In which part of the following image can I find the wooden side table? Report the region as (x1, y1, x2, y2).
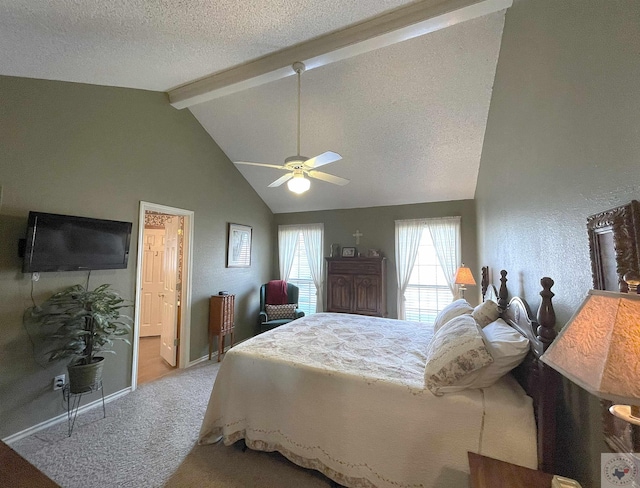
(0, 440, 60, 487)
(209, 294, 235, 362)
(468, 452, 554, 488)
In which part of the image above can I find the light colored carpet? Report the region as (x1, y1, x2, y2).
(12, 360, 331, 487)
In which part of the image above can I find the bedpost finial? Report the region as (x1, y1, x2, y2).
(540, 277, 555, 296)
(498, 270, 508, 311)
(537, 277, 556, 348)
(481, 267, 489, 301)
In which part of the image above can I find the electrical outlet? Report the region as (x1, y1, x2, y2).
(53, 374, 65, 390)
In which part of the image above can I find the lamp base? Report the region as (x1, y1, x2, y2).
(609, 404, 640, 426)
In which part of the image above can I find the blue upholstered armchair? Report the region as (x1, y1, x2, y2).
(258, 282, 305, 332)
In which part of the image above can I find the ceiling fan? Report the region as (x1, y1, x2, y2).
(234, 61, 349, 194)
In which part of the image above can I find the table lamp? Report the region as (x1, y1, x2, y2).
(454, 264, 476, 299)
(540, 289, 640, 425)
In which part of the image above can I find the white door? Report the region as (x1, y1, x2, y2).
(160, 216, 179, 366)
(140, 229, 165, 337)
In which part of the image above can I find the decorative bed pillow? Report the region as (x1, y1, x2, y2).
(437, 318, 531, 392)
(433, 299, 473, 332)
(472, 300, 501, 328)
(424, 314, 494, 395)
(265, 304, 297, 321)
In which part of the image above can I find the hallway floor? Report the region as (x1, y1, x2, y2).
(137, 336, 175, 385)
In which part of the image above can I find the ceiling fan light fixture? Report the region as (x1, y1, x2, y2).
(287, 173, 311, 194)
(233, 61, 347, 193)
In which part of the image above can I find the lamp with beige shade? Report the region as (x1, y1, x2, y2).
(540, 284, 640, 426)
(454, 264, 476, 299)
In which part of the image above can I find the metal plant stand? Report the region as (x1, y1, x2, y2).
(62, 381, 105, 436)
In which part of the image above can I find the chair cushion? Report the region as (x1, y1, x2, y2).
(261, 319, 293, 330)
(265, 303, 297, 321)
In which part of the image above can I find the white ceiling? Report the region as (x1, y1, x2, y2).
(0, 0, 507, 214)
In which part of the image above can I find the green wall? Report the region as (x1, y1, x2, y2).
(475, 0, 640, 485)
(0, 76, 274, 439)
(274, 199, 478, 316)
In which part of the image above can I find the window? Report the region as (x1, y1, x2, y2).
(278, 224, 324, 315)
(288, 232, 317, 315)
(404, 229, 454, 323)
(395, 217, 460, 322)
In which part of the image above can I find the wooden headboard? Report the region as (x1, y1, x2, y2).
(481, 267, 559, 474)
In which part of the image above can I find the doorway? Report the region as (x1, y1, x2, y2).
(132, 202, 194, 390)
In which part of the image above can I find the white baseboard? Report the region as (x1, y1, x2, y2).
(4, 341, 248, 444)
(187, 354, 211, 367)
(2, 387, 132, 445)
(187, 337, 249, 368)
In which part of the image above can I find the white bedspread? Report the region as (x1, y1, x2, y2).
(199, 313, 537, 487)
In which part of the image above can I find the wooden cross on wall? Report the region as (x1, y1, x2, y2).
(353, 229, 363, 245)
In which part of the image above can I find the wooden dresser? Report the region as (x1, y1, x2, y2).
(209, 294, 235, 362)
(326, 257, 387, 317)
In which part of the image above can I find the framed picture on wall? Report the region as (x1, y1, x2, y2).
(227, 223, 252, 267)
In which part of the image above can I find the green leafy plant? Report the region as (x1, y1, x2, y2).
(28, 284, 132, 366)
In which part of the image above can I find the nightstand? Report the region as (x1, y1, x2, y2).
(468, 452, 554, 487)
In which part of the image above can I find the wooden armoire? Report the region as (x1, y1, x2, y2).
(325, 257, 387, 317)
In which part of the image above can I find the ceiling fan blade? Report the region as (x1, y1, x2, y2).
(307, 170, 350, 186)
(268, 173, 294, 187)
(234, 161, 287, 170)
(304, 151, 342, 169)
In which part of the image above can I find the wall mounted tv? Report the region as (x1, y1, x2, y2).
(22, 211, 133, 273)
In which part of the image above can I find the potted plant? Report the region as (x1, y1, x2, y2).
(28, 283, 132, 393)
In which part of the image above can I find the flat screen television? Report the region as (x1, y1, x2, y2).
(22, 211, 132, 273)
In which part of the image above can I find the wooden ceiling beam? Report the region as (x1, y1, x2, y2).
(168, 0, 511, 109)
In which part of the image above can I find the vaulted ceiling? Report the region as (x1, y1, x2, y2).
(0, 0, 509, 213)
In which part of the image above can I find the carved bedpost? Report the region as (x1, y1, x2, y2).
(536, 276, 558, 474)
(481, 266, 489, 301)
(498, 270, 509, 311)
(537, 277, 557, 350)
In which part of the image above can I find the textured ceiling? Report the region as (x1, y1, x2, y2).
(0, 1, 506, 213)
(0, 0, 414, 91)
(191, 13, 505, 213)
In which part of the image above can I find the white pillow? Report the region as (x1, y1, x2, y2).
(473, 318, 530, 387)
(424, 314, 494, 395)
(472, 300, 500, 328)
(433, 299, 473, 332)
(434, 318, 530, 393)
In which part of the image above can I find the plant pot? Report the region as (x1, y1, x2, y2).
(67, 357, 104, 394)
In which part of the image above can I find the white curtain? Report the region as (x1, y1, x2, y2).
(277, 225, 299, 281)
(300, 223, 325, 312)
(394, 219, 423, 320)
(425, 217, 461, 298)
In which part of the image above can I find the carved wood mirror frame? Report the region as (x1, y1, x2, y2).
(587, 200, 640, 292)
(586, 200, 640, 452)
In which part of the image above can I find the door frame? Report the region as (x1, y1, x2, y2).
(131, 201, 194, 390)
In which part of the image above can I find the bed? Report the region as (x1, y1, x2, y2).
(199, 270, 558, 487)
